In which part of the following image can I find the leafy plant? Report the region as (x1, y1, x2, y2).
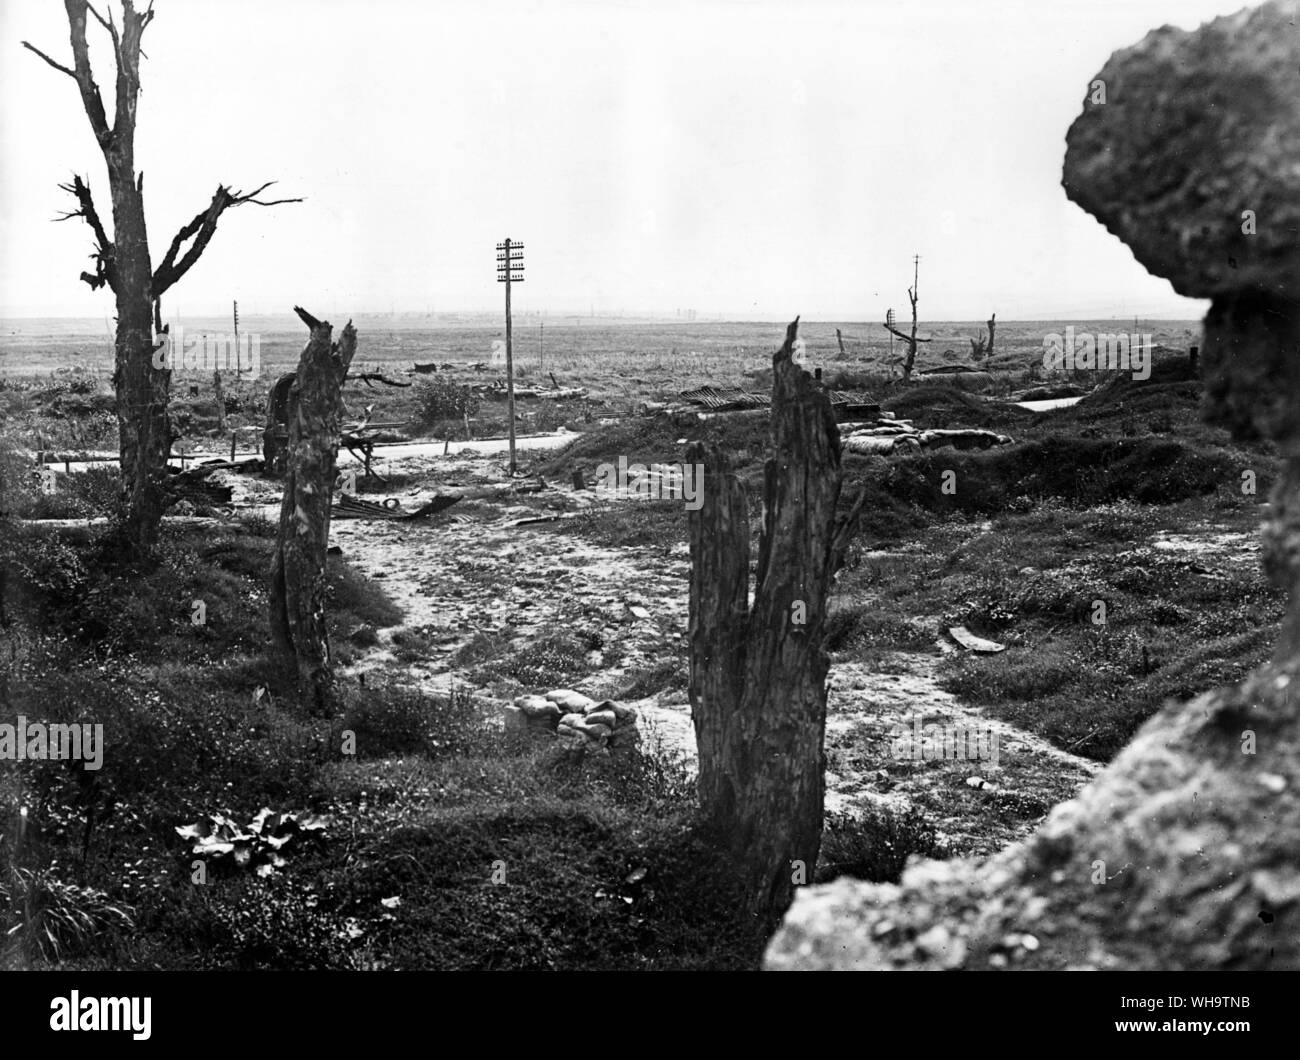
(416, 379, 480, 424)
(175, 807, 331, 877)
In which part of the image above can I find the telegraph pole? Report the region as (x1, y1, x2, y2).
(232, 300, 240, 377)
(496, 237, 525, 474)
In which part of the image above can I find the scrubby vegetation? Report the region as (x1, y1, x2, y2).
(2, 518, 946, 969)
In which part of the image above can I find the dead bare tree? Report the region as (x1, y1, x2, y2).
(688, 318, 864, 926)
(882, 255, 930, 382)
(968, 312, 997, 362)
(23, 1, 300, 551)
(268, 308, 358, 713)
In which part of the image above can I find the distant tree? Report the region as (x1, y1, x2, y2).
(882, 256, 931, 382)
(969, 312, 996, 361)
(23, 0, 299, 552)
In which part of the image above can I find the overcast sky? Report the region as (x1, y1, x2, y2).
(0, 0, 1248, 321)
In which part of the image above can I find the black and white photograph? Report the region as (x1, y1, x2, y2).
(0, 0, 1295, 1035)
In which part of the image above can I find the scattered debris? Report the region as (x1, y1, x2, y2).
(472, 380, 586, 401)
(915, 365, 995, 391)
(947, 626, 1006, 653)
(331, 492, 462, 521)
(842, 418, 1013, 456)
(413, 361, 490, 373)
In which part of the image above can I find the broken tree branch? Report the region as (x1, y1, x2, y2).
(882, 321, 931, 343)
(152, 183, 305, 298)
(63, 0, 111, 148)
(85, 2, 120, 57)
(20, 41, 76, 79)
(293, 305, 323, 330)
(54, 175, 116, 292)
(351, 372, 412, 389)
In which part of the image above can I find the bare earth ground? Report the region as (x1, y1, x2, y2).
(216, 438, 1107, 860)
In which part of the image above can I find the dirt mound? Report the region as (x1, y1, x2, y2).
(883, 386, 1030, 430)
(1073, 352, 1202, 418)
(537, 414, 771, 480)
(855, 435, 1237, 516)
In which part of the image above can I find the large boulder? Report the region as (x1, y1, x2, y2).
(1062, 1, 1300, 300)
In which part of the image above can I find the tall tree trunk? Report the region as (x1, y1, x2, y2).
(688, 318, 863, 926)
(268, 309, 357, 713)
(904, 283, 919, 383)
(24, 1, 299, 555)
(107, 158, 171, 549)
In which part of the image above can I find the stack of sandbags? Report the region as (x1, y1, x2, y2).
(503, 693, 563, 733)
(504, 689, 641, 751)
(551, 692, 641, 753)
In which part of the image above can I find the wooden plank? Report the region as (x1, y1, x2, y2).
(947, 625, 1006, 653)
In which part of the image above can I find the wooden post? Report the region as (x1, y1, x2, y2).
(213, 365, 227, 433)
(497, 237, 524, 475)
(505, 238, 517, 476)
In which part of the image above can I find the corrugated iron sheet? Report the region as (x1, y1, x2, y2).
(678, 385, 770, 411)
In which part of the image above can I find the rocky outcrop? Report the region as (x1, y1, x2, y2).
(1061, 1, 1300, 301)
(767, 0, 1300, 971)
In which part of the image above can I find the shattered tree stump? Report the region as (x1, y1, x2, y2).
(768, 0, 1300, 970)
(262, 372, 297, 478)
(689, 318, 862, 925)
(268, 307, 358, 713)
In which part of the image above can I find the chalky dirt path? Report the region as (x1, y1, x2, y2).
(219, 447, 1102, 857)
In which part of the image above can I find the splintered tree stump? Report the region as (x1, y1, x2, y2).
(267, 307, 357, 713)
(688, 318, 863, 926)
(262, 372, 297, 478)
